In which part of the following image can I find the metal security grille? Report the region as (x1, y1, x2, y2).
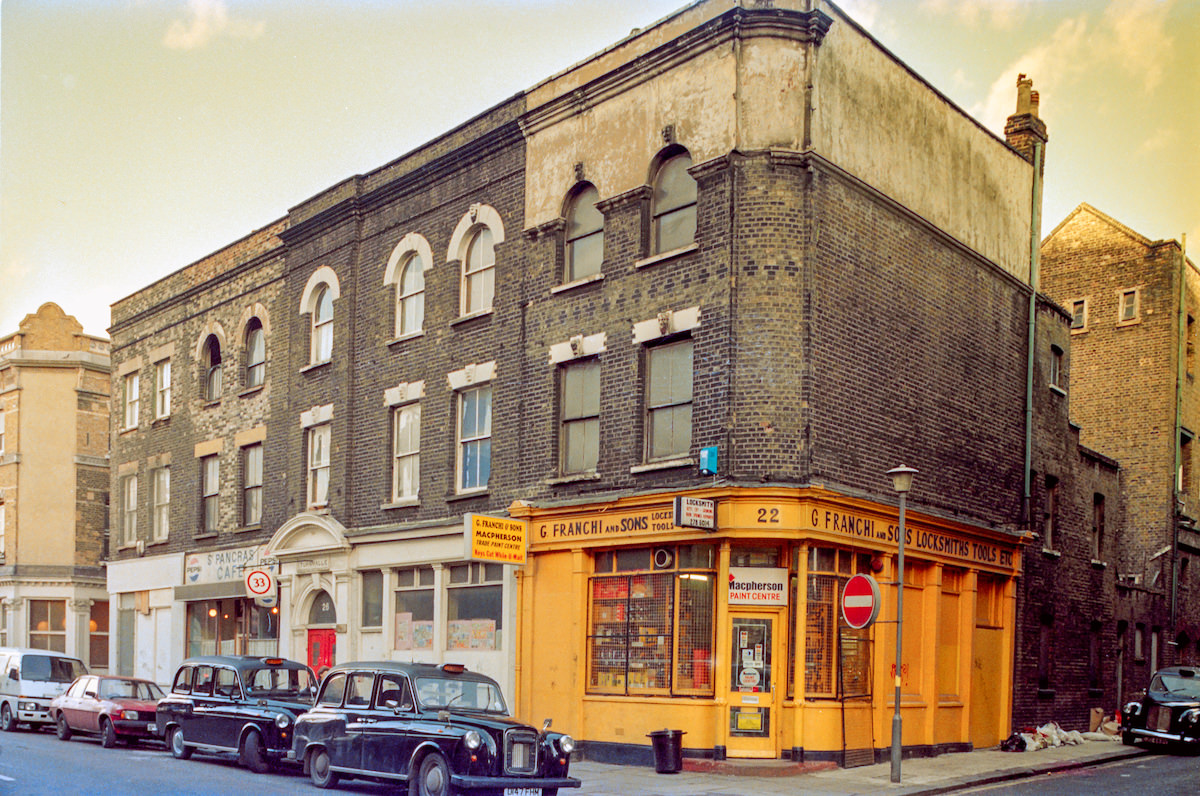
(805, 574, 838, 696)
(588, 573, 675, 695)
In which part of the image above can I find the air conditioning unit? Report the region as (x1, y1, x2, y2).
(653, 547, 674, 570)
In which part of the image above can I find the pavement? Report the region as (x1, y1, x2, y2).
(569, 737, 1150, 795)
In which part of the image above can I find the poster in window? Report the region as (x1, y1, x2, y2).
(395, 612, 413, 650)
(448, 619, 496, 650)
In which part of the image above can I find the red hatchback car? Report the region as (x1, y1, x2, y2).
(49, 675, 164, 748)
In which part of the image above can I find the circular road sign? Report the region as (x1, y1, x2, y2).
(842, 573, 881, 629)
(245, 568, 274, 597)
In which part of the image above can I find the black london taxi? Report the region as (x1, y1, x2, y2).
(1121, 665, 1200, 749)
(292, 661, 581, 795)
(157, 655, 316, 773)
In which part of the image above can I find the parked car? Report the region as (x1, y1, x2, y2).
(49, 675, 164, 747)
(0, 647, 88, 732)
(292, 661, 580, 795)
(157, 655, 316, 773)
(1121, 665, 1200, 749)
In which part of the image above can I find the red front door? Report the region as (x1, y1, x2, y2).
(308, 629, 336, 673)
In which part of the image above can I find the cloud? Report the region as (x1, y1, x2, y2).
(972, 0, 1175, 130)
(1137, 128, 1176, 156)
(920, 0, 1029, 31)
(163, 0, 265, 51)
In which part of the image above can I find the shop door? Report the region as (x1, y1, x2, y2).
(726, 612, 783, 758)
(308, 629, 336, 673)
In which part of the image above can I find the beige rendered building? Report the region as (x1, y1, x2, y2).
(0, 303, 111, 668)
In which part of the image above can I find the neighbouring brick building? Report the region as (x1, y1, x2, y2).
(1041, 204, 1200, 705)
(0, 303, 111, 668)
(106, 0, 1126, 767)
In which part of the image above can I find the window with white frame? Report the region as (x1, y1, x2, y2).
(561, 359, 600, 474)
(447, 562, 504, 651)
(202, 335, 222, 401)
(457, 385, 491, 492)
(121, 474, 137, 546)
(312, 286, 333, 363)
(308, 424, 331, 507)
(245, 321, 265, 388)
(154, 360, 171, 418)
(152, 467, 169, 542)
(396, 254, 425, 337)
(201, 455, 219, 533)
(29, 600, 67, 652)
(243, 444, 263, 526)
(1119, 289, 1140, 323)
(1049, 345, 1063, 389)
(1070, 299, 1087, 330)
(462, 228, 495, 315)
(651, 150, 697, 254)
(565, 183, 603, 282)
(124, 373, 139, 429)
(392, 404, 420, 501)
(645, 338, 693, 461)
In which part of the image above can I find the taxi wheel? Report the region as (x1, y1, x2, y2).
(415, 753, 451, 796)
(55, 713, 72, 741)
(168, 726, 193, 760)
(240, 730, 270, 773)
(309, 748, 340, 789)
(101, 718, 118, 749)
(0, 703, 18, 732)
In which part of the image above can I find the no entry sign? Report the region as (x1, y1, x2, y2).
(842, 573, 881, 629)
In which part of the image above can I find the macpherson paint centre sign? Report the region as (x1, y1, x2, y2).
(728, 567, 789, 606)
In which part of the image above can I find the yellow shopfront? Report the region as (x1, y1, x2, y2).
(509, 487, 1023, 766)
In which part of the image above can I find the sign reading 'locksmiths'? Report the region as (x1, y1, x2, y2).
(465, 514, 527, 566)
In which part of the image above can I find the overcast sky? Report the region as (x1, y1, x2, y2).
(2, 0, 1197, 338)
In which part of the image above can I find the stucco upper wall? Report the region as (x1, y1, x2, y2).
(811, 2, 1033, 279)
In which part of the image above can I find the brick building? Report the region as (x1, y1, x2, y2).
(105, 0, 1121, 767)
(1041, 204, 1200, 704)
(0, 303, 111, 667)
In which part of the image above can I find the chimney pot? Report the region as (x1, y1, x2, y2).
(1030, 91, 1040, 117)
(1016, 74, 1033, 115)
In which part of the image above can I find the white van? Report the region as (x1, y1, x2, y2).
(0, 647, 88, 731)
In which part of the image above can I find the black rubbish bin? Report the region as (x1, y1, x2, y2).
(647, 728, 686, 774)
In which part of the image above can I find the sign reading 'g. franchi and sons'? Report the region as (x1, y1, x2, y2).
(728, 567, 789, 606)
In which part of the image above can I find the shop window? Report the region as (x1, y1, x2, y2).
(803, 546, 874, 699)
(186, 599, 276, 657)
(564, 183, 603, 282)
(936, 568, 964, 699)
(645, 338, 693, 462)
(90, 601, 109, 670)
(247, 603, 278, 656)
(395, 566, 435, 651)
(587, 544, 715, 697)
(361, 570, 383, 628)
(30, 599, 67, 652)
(975, 573, 1004, 628)
(447, 562, 503, 651)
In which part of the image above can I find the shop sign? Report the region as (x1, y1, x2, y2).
(673, 496, 715, 530)
(533, 506, 681, 543)
(185, 544, 271, 585)
(244, 568, 278, 608)
(466, 514, 527, 565)
(728, 567, 788, 606)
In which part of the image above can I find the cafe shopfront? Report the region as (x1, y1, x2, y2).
(508, 486, 1023, 765)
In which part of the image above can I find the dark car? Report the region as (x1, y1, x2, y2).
(157, 655, 316, 773)
(1121, 665, 1200, 749)
(49, 675, 164, 747)
(291, 661, 580, 795)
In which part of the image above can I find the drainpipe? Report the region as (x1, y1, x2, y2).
(1172, 234, 1188, 631)
(1022, 142, 1044, 528)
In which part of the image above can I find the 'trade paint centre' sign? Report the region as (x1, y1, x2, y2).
(466, 514, 527, 565)
(728, 567, 789, 606)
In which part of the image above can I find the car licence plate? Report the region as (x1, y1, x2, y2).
(148, 723, 157, 735)
(503, 789, 540, 796)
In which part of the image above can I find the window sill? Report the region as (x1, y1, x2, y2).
(116, 543, 138, 552)
(147, 538, 169, 548)
(387, 330, 425, 347)
(1091, 559, 1109, 569)
(1041, 548, 1061, 559)
(308, 504, 331, 514)
(153, 415, 171, 426)
(239, 385, 264, 399)
(301, 360, 331, 375)
(447, 489, 489, 503)
(1036, 688, 1056, 700)
(201, 399, 221, 409)
(119, 426, 138, 435)
(234, 524, 263, 534)
(1116, 319, 1142, 329)
(381, 498, 419, 510)
(1070, 327, 1088, 335)
(551, 273, 605, 295)
(194, 532, 218, 541)
(450, 309, 494, 327)
(1049, 385, 1066, 397)
(547, 471, 602, 485)
(631, 457, 695, 474)
(634, 242, 699, 270)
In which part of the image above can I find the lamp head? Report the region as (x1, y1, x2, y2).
(887, 465, 918, 494)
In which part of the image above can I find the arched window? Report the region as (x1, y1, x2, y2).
(397, 253, 425, 336)
(245, 320, 265, 388)
(312, 286, 333, 363)
(203, 335, 222, 401)
(565, 184, 603, 282)
(651, 150, 697, 254)
(308, 590, 337, 624)
(463, 227, 495, 315)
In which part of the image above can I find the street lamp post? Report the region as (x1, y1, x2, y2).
(887, 465, 917, 784)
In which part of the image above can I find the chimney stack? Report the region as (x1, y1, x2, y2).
(1005, 73, 1048, 171)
